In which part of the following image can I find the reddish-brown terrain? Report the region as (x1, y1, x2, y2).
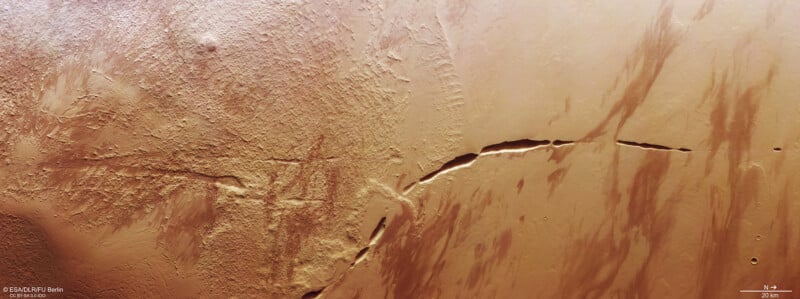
(1, 1, 800, 298)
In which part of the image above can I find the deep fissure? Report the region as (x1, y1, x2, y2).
(616, 140, 691, 152)
(406, 138, 701, 191)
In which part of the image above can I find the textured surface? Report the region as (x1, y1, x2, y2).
(1, 0, 800, 298)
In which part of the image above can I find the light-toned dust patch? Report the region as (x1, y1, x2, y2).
(10, 135, 42, 164)
(39, 52, 141, 118)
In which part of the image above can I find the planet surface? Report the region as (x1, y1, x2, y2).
(1, 1, 799, 298)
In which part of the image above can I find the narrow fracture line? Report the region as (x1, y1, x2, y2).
(616, 139, 691, 152)
(404, 137, 697, 194)
(408, 139, 566, 191)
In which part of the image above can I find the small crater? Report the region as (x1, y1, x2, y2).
(197, 32, 219, 53)
(750, 257, 759, 265)
(773, 147, 782, 152)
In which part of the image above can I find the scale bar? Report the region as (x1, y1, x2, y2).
(740, 290, 793, 293)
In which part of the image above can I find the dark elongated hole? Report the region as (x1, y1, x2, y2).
(353, 247, 369, 266)
(552, 140, 574, 146)
(302, 288, 325, 299)
(369, 217, 386, 244)
(480, 139, 550, 153)
(419, 153, 478, 182)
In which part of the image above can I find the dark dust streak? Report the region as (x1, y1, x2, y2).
(698, 64, 776, 298)
(581, 3, 682, 142)
(558, 3, 685, 297)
